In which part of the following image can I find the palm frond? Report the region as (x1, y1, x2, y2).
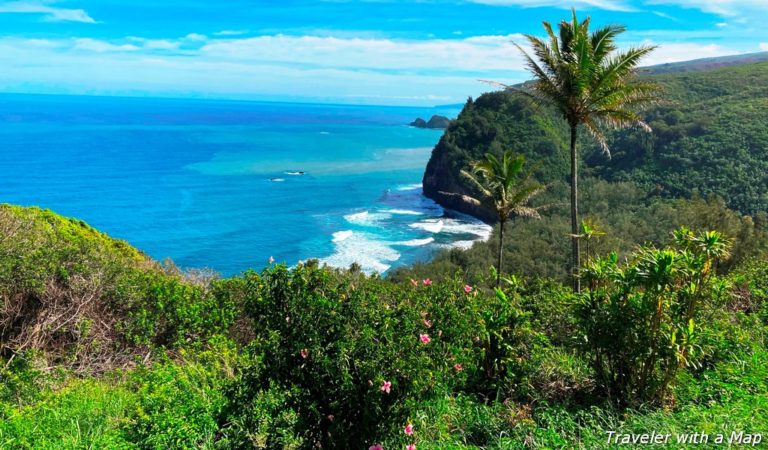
(437, 191, 484, 208)
(460, 169, 493, 199)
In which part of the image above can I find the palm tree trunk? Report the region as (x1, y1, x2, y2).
(570, 124, 581, 293)
(497, 219, 505, 288)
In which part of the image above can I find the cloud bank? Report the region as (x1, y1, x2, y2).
(0, 1, 96, 23)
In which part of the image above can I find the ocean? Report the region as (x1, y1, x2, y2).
(0, 94, 491, 276)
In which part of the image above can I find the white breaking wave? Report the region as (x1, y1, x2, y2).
(440, 218, 493, 240)
(395, 237, 435, 247)
(344, 210, 392, 226)
(332, 230, 354, 242)
(446, 240, 478, 250)
(396, 183, 423, 191)
(409, 219, 444, 234)
(320, 232, 401, 274)
(382, 209, 424, 216)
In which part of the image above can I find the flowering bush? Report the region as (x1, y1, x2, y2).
(220, 263, 538, 448)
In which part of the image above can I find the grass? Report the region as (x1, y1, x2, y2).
(0, 377, 136, 450)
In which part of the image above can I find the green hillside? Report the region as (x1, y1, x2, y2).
(592, 61, 768, 215)
(2, 203, 768, 449)
(424, 60, 768, 217)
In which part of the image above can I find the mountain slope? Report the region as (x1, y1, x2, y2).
(423, 59, 768, 219)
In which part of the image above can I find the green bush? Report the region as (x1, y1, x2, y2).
(578, 228, 730, 404)
(117, 269, 238, 348)
(221, 264, 546, 448)
(125, 339, 238, 449)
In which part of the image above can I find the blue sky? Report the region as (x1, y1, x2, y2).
(0, 0, 766, 105)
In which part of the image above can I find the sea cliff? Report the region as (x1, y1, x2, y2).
(421, 92, 568, 223)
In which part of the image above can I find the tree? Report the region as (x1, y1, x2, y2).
(443, 151, 548, 287)
(512, 9, 660, 292)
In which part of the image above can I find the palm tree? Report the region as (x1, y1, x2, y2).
(511, 10, 660, 292)
(442, 150, 548, 287)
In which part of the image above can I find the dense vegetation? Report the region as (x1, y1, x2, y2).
(2, 199, 767, 448)
(424, 61, 768, 217)
(3, 36, 768, 450)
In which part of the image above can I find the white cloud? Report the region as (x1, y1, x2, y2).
(644, 0, 768, 18)
(640, 41, 739, 65)
(760, 43, 768, 51)
(127, 37, 182, 51)
(0, 33, 746, 105)
(0, 1, 95, 23)
(214, 30, 249, 37)
(468, 0, 634, 11)
(73, 38, 139, 53)
(199, 34, 528, 72)
(185, 33, 208, 41)
(651, 10, 678, 20)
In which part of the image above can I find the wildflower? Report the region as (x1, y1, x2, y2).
(404, 424, 414, 435)
(422, 278, 432, 286)
(454, 363, 463, 371)
(407, 445, 417, 450)
(464, 284, 473, 293)
(268, 256, 275, 264)
(381, 380, 392, 394)
(369, 444, 384, 450)
(419, 334, 431, 344)
(410, 279, 418, 287)
(300, 349, 309, 359)
(422, 319, 432, 328)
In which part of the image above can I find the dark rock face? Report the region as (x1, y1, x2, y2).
(423, 154, 498, 223)
(421, 92, 568, 224)
(410, 115, 451, 129)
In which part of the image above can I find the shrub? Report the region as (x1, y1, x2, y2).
(222, 264, 544, 448)
(125, 338, 238, 449)
(577, 228, 730, 404)
(118, 269, 238, 348)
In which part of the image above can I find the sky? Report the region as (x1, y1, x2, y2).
(0, 0, 766, 105)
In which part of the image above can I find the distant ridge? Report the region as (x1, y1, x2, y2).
(642, 51, 768, 75)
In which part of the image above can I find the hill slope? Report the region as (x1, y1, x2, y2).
(423, 60, 768, 218)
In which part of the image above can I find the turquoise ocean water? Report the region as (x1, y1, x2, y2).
(0, 94, 490, 275)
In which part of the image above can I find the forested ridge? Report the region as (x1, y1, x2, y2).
(424, 60, 768, 217)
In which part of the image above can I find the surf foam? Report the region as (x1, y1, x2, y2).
(409, 219, 444, 234)
(321, 232, 401, 274)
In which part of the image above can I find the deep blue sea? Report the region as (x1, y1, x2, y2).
(0, 94, 490, 275)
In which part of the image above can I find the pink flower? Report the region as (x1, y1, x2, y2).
(404, 424, 414, 435)
(407, 445, 417, 450)
(419, 334, 431, 344)
(422, 278, 432, 286)
(454, 363, 463, 372)
(464, 284, 473, 293)
(369, 444, 384, 450)
(300, 349, 309, 359)
(381, 380, 392, 394)
(268, 256, 275, 264)
(422, 319, 432, 328)
(410, 279, 418, 287)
